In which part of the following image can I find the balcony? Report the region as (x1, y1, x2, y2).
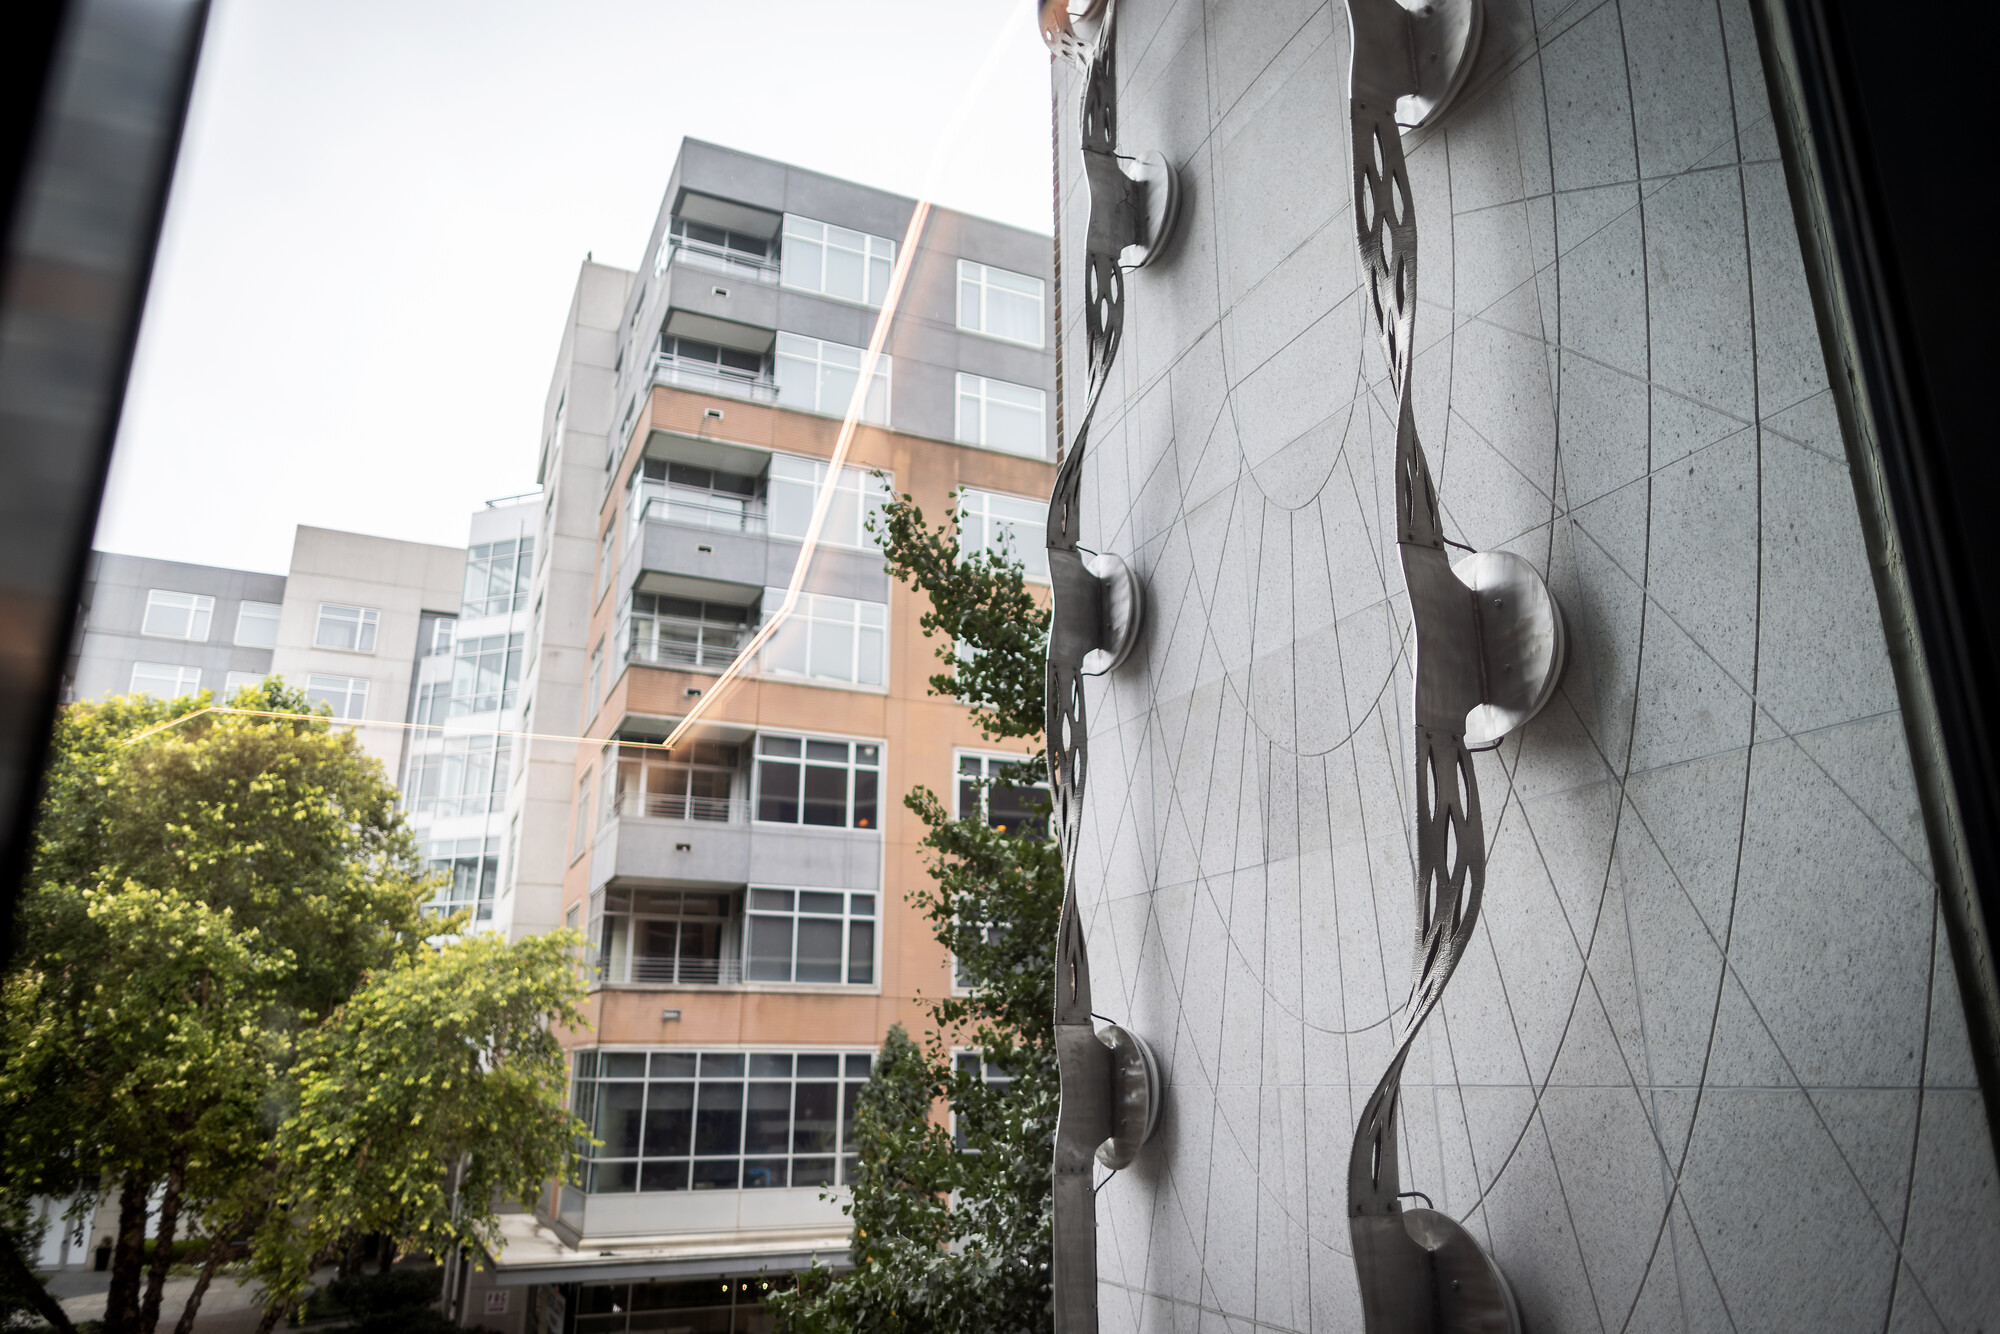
(664, 235, 781, 284)
(589, 808, 881, 896)
(614, 789, 747, 823)
(598, 950, 745, 987)
(652, 352, 779, 405)
(636, 492, 766, 536)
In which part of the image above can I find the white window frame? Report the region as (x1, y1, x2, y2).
(141, 590, 213, 641)
(956, 259, 1046, 348)
(958, 488, 1051, 583)
(773, 332, 891, 425)
(780, 214, 895, 306)
(130, 662, 200, 698)
(232, 600, 281, 648)
(743, 887, 878, 986)
(759, 588, 886, 688)
(305, 673, 369, 720)
(223, 671, 266, 699)
(751, 733, 882, 831)
(954, 373, 1048, 459)
(314, 603, 380, 654)
(765, 454, 893, 552)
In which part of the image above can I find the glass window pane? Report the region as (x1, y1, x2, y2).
(801, 765, 847, 827)
(691, 1159, 740, 1191)
(845, 1055, 872, 1078)
(793, 1157, 836, 1188)
(650, 1052, 697, 1078)
(749, 1053, 793, 1078)
(748, 888, 794, 912)
(589, 1160, 637, 1193)
(742, 1158, 789, 1190)
(797, 1055, 840, 1078)
(747, 915, 794, 981)
(744, 1083, 791, 1154)
(794, 918, 843, 983)
(692, 1083, 743, 1156)
(794, 1083, 838, 1154)
(824, 246, 863, 301)
(759, 734, 803, 757)
(852, 769, 877, 830)
(797, 891, 844, 915)
(698, 1053, 744, 1078)
(847, 920, 875, 985)
(600, 1084, 644, 1157)
(604, 1053, 647, 1078)
(805, 740, 847, 763)
(639, 1160, 689, 1193)
(757, 760, 800, 823)
(642, 1083, 693, 1158)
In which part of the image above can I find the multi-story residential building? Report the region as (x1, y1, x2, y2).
(67, 552, 288, 707)
(468, 141, 1058, 1333)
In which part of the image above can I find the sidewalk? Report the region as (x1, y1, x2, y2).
(43, 1268, 288, 1332)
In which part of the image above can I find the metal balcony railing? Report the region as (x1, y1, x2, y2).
(626, 626, 752, 672)
(638, 494, 766, 535)
(652, 353, 780, 404)
(614, 790, 747, 824)
(599, 952, 745, 986)
(665, 237, 780, 283)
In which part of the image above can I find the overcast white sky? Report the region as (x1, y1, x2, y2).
(97, 0, 1055, 575)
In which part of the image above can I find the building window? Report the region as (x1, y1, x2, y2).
(571, 1049, 873, 1193)
(951, 1053, 1017, 1151)
(656, 335, 767, 389)
(405, 735, 512, 819)
(141, 590, 213, 641)
(760, 589, 885, 687)
(958, 489, 1050, 582)
(591, 887, 740, 985)
(628, 459, 761, 539)
(774, 332, 890, 425)
(571, 768, 594, 859)
(130, 662, 200, 698)
(451, 631, 523, 715)
(430, 617, 456, 656)
(613, 740, 739, 822)
(957, 259, 1045, 347)
(595, 527, 614, 604)
(424, 836, 498, 922)
(659, 214, 776, 280)
(585, 639, 604, 722)
(223, 671, 266, 699)
(305, 673, 369, 720)
(753, 735, 879, 829)
(956, 752, 1050, 836)
(780, 214, 894, 306)
(619, 593, 751, 671)
(766, 455, 891, 551)
(462, 538, 533, 618)
(413, 679, 449, 726)
(314, 603, 379, 653)
(955, 373, 1047, 458)
(745, 889, 875, 985)
(233, 600, 280, 647)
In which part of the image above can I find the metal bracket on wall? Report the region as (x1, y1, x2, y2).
(1040, 2, 1181, 1331)
(1344, 0, 1547, 1329)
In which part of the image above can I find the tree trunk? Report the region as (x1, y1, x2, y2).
(253, 1299, 285, 1334)
(139, 1146, 188, 1333)
(0, 1223, 79, 1334)
(377, 1235, 396, 1274)
(169, 1230, 233, 1334)
(104, 1173, 151, 1334)
(336, 1229, 364, 1278)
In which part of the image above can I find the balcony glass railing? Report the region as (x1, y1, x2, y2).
(614, 790, 745, 823)
(665, 237, 780, 283)
(653, 353, 779, 404)
(627, 623, 753, 672)
(638, 493, 766, 534)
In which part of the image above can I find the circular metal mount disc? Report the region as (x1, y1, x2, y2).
(1094, 1023, 1162, 1169)
(1118, 150, 1183, 270)
(1400, 1208, 1524, 1332)
(1451, 549, 1566, 747)
(1398, 0, 1485, 129)
(1084, 551, 1144, 675)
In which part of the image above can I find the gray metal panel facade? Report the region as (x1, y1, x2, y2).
(70, 552, 286, 702)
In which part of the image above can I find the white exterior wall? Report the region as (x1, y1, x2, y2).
(271, 526, 463, 771)
(1058, 0, 2000, 1330)
(502, 260, 632, 944)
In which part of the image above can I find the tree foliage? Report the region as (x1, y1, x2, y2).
(769, 489, 1060, 1334)
(0, 681, 584, 1334)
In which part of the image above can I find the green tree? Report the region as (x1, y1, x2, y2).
(248, 930, 588, 1321)
(770, 490, 1060, 1334)
(0, 681, 432, 1334)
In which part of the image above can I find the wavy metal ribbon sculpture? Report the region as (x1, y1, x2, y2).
(1343, 0, 1560, 1328)
(1039, 2, 1178, 1330)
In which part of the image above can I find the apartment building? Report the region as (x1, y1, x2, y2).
(470, 141, 1057, 1334)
